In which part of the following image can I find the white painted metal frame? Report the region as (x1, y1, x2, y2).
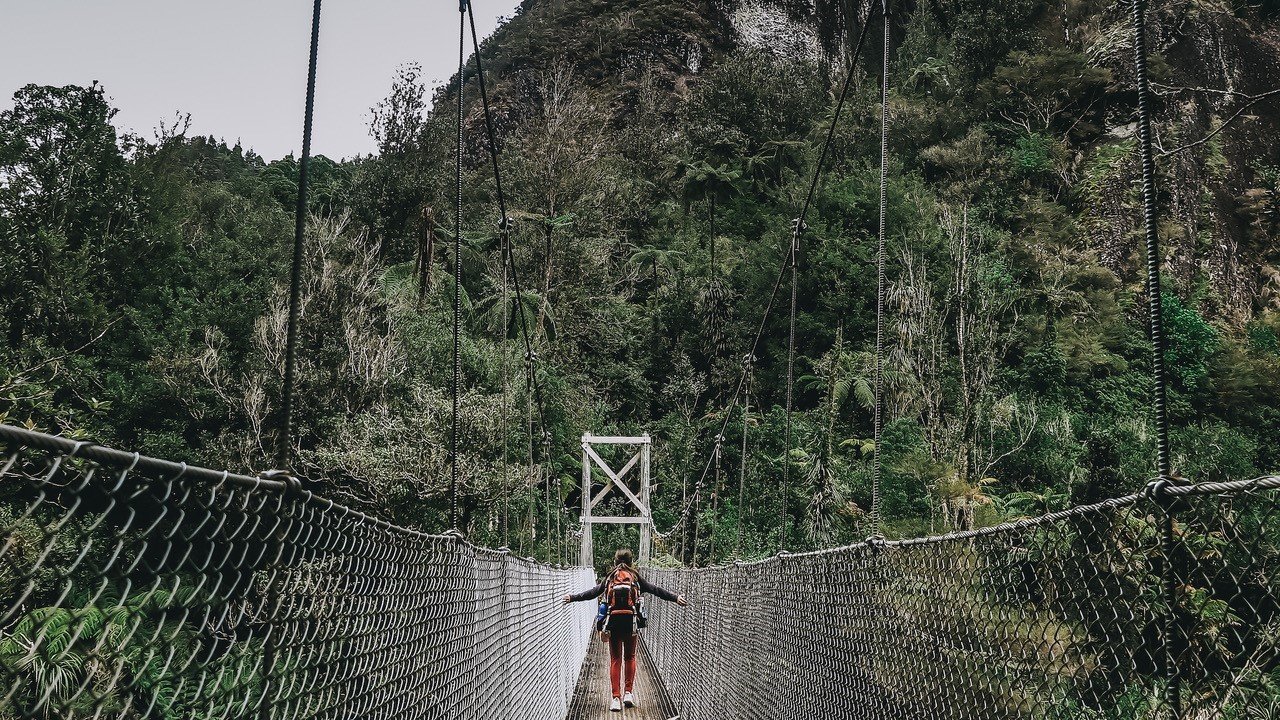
(580, 433, 652, 567)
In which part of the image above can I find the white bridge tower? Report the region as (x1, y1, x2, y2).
(579, 433, 652, 567)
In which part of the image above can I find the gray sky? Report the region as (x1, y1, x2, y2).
(0, 0, 523, 160)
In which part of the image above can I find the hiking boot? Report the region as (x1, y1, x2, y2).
(623, 691, 636, 708)
(609, 697, 622, 712)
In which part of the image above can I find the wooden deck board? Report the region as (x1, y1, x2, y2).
(566, 634, 678, 720)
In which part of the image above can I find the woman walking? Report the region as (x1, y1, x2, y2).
(563, 548, 687, 712)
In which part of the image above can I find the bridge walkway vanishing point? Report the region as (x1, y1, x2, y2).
(566, 635, 679, 720)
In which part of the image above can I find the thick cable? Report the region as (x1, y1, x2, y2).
(466, 2, 552, 448)
(735, 359, 752, 558)
(708, 435, 725, 561)
(501, 220, 511, 547)
(467, 4, 510, 218)
(1131, 0, 1178, 713)
(277, 0, 323, 470)
(778, 18, 877, 536)
(798, 12, 877, 222)
(465, 0, 560, 556)
(1131, 0, 1171, 482)
(450, 0, 466, 531)
(871, 0, 890, 534)
(782, 221, 801, 551)
(658, 6, 877, 541)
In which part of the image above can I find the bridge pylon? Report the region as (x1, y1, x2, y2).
(580, 433, 652, 568)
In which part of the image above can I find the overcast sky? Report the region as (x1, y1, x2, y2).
(0, 0, 523, 160)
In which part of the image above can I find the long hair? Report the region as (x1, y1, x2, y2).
(610, 547, 642, 582)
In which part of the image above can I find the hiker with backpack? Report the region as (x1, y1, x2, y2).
(562, 548, 687, 712)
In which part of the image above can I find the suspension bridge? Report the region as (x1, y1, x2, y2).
(2, 0, 1278, 718)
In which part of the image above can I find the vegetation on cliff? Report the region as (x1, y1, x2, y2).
(1, 0, 1278, 566)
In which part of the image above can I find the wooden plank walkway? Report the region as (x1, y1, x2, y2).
(566, 635, 679, 720)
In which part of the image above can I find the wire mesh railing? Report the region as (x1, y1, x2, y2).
(645, 476, 1280, 720)
(0, 424, 593, 720)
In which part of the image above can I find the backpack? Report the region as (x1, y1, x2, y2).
(594, 601, 608, 632)
(605, 566, 640, 618)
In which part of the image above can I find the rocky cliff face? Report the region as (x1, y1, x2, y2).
(1078, 0, 1280, 321)
(472, 0, 1277, 320)
(1148, 0, 1280, 320)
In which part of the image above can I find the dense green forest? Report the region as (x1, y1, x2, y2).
(2, 0, 1278, 570)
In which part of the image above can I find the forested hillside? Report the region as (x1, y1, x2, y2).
(2, 0, 1278, 567)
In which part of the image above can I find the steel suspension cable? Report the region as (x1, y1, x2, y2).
(781, 221, 800, 550)
(527, 391, 535, 558)
(468, 0, 548, 426)
(269, 9, 320, 713)
(557, 447, 566, 565)
(501, 217, 511, 547)
(735, 356, 753, 557)
(658, 8, 877, 543)
(707, 434, 725, 561)
(450, 0, 466, 531)
(277, 0, 323, 470)
(781, 16, 880, 541)
(871, 0, 891, 535)
(1131, 0, 1179, 715)
(1131, 0, 1171, 482)
(783, 7, 879, 549)
(466, 0, 560, 558)
(798, 11, 877, 220)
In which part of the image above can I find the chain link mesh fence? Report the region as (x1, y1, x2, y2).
(646, 476, 1280, 720)
(4, 419, 1277, 720)
(0, 424, 593, 720)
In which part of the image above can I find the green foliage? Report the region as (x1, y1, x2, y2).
(1010, 133, 1058, 177)
(0, 82, 137, 351)
(931, 0, 1042, 81)
(1246, 316, 1279, 354)
(0, 591, 269, 720)
(1082, 140, 1136, 199)
(4, 1, 1280, 712)
(1162, 293, 1220, 390)
(983, 51, 1113, 139)
(682, 48, 823, 164)
(1, 0, 1276, 575)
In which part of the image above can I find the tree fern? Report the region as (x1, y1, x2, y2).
(0, 586, 267, 720)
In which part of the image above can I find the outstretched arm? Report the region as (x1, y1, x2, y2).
(562, 581, 606, 604)
(640, 579, 688, 606)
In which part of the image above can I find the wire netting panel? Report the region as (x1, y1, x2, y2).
(647, 480, 1280, 720)
(0, 425, 593, 720)
(1165, 480, 1280, 719)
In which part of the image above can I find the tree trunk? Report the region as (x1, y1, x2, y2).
(709, 195, 717, 272)
(417, 207, 436, 303)
(537, 221, 553, 338)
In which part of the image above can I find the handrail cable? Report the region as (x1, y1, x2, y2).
(500, 200, 512, 547)
(267, 7, 321, 712)
(1130, 0, 1172, 486)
